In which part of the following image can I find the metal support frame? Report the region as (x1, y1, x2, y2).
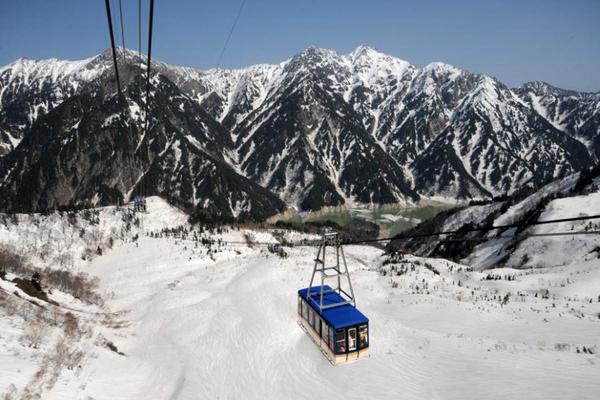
(307, 231, 356, 312)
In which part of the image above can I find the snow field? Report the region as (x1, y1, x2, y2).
(1, 197, 599, 399)
(76, 238, 599, 399)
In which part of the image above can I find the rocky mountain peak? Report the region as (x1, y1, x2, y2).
(1, 46, 598, 219)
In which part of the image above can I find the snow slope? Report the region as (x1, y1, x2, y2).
(80, 240, 600, 399)
(1, 199, 599, 399)
(465, 172, 600, 269)
(0, 196, 187, 271)
(506, 191, 600, 269)
(397, 170, 600, 271)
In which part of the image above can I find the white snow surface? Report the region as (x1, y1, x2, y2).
(1, 198, 599, 399)
(506, 191, 600, 269)
(442, 202, 505, 231)
(0, 196, 187, 271)
(494, 174, 580, 227)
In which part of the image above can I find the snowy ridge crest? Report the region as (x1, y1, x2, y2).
(0, 45, 599, 217)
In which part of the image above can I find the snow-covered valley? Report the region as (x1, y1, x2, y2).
(1, 198, 599, 399)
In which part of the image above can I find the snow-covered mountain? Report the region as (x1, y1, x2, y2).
(413, 76, 591, 198)
(515, 81, 600, 160)
(0, 50, 285, 221)
(0, 54, 110, 155)
(0, 46, 598, 218)
(390, 165, 600, 269)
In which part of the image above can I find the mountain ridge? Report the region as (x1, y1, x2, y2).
(1, 45, 598, 219)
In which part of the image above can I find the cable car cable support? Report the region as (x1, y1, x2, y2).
(216, 0, 247, 69)
(103, 0, 124, 107)
(118, 0, 127, 58)
(154, 214, 600, 248)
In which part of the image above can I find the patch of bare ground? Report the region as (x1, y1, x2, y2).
(12, 277, 58, 306)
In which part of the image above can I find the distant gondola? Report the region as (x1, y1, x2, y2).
(133, 196, 147, 213)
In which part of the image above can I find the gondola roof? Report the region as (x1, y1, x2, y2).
(298, 285, 368, 329)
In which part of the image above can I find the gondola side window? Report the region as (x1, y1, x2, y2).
(358, 325, 368, 349)
(297, 297, 302, 315)
(302, 300, 308, 320)
(348, 327, 357, 352)
(335, 329, 346, 354)
(308, 308, 314, 328)
(329, 328, 334, 351)
(321, 322, 328, 342)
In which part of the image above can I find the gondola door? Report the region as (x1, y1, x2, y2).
(348, 327, 357, 352)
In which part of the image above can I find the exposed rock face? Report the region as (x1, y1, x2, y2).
(0, 47, 598, 219)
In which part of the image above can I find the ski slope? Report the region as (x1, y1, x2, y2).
(1, 198, 599, 399)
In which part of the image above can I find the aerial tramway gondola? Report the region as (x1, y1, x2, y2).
(297, 231, 369, 365)
(133, 195, 147, 213)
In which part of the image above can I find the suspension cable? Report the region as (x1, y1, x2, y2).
(149, 230, 600, 248)
(118, 0, 126, 57)
(216, 0, 247, 68)
(137, 0, 154, 203)
(138, 0, 142, 98)
(355, 213, 600, 246)
(137, 0, 144, 202)
(199, 214, 600, 247)
(148, 215, 600, 247)
(142, 0, 155, 151)
(104, 0, 124, 105)
(422, 230, 600, 243)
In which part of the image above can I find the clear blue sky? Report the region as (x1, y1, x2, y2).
(1, 0, 599, 91)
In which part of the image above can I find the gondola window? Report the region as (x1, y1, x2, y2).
(321, 323, 328, 342)
(336, 329, 346, 353)
(348, 328, 357, 352)
(359, 325, 368, 349)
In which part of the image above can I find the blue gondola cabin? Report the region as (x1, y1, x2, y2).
(297, 285, 369, 365)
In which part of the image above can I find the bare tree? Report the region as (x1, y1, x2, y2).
(21, 319, 47, 349)
(63, 312, 78, 338)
